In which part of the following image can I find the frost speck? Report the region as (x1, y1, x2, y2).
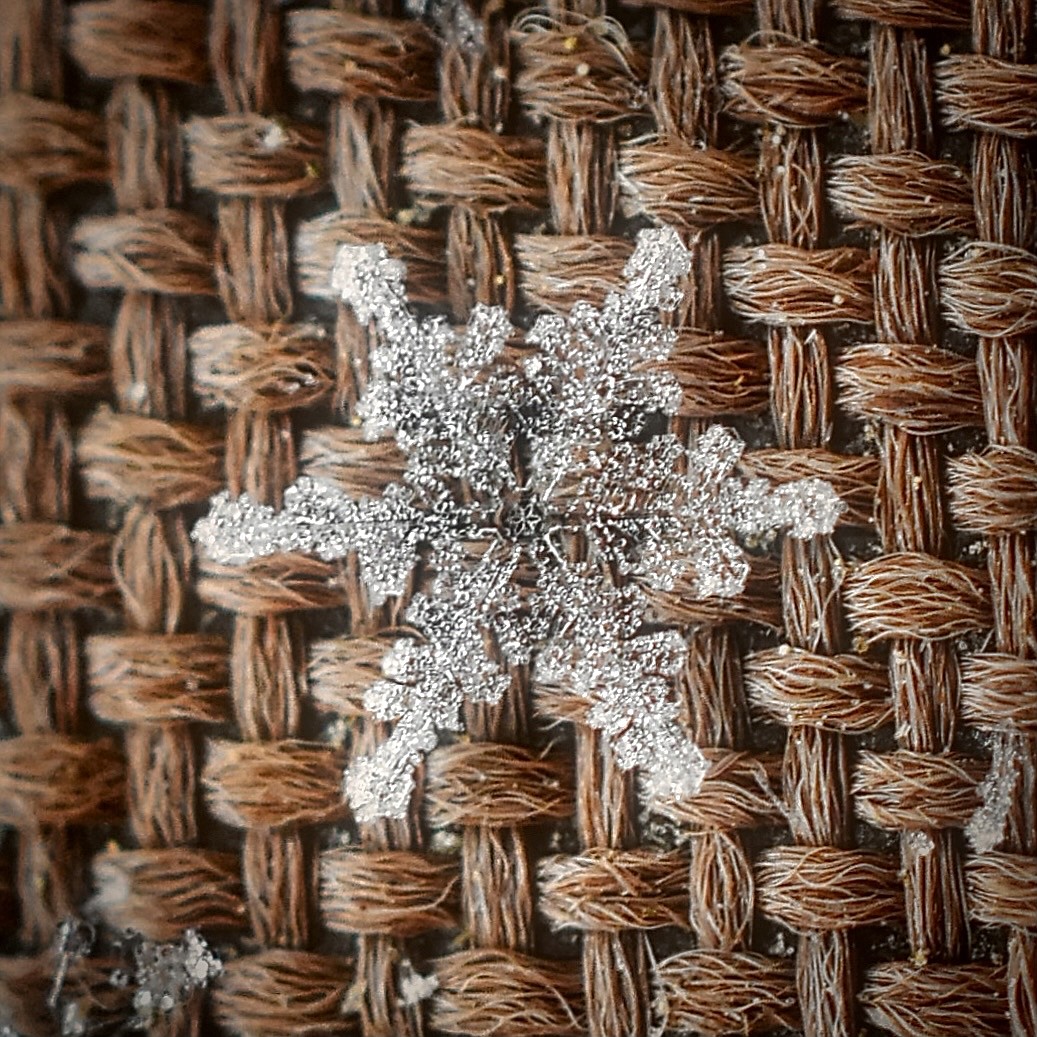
(905, 829, 934, 858)
(398, 960, 439, 1007)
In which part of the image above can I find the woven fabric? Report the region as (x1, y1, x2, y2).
(0, 1, 1034, 1036)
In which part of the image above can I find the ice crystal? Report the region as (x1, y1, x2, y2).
(127, 928, 222, 1027)
(48, 916, 95, 1023)
(966, 734, 1020, 854)
(194, 226, 845, 822)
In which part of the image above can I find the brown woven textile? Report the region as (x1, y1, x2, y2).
(0, 1, 1034, 1036)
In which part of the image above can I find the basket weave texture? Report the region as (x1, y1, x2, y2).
(0, 0, 1034, 1035)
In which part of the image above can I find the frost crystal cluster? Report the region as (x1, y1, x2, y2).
(45, 919, 221, 1035)
(121, 928, 223, 1027)
(194, 226, 845, 822)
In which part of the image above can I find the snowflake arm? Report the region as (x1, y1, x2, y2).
(637, 424, 847, 597)
(331, 242, 409, 326)
(191, 477, 358, 565)
(344, 550, 520, 821)
(522, 228, 689, 493)
(335, 243, 517, 507)
(535, 565, 706, 799)
(191, 476, 433, 606)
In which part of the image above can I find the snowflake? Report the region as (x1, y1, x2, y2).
(193, 226, 845, 822)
